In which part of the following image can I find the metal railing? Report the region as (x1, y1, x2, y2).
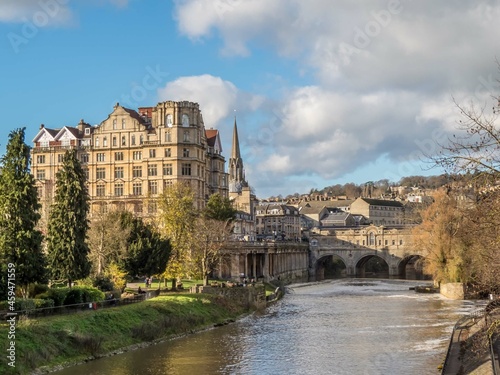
(1, 289, 160, 320)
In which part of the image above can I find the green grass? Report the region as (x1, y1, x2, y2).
(0, 293, 249, 375)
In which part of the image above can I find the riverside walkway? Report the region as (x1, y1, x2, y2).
(442, 309, 500, 375)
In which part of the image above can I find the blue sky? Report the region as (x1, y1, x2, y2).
(1, 1, 499, 198)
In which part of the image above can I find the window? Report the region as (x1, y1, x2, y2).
(385, 239, 388, 246)
(58, 154, 64, 163)
(140, 135, 144, 145)
(166, 114, 173, 127)
(165, 130, 171, 142)
(148, 181, 158, 195)
(163, 163, 172, 175)
(148, 202, 157, 214)
(133, 151, 142, 160)
(36, 155, 45, 163)
(81, 154, 89, 163)
(113, 119, 117, 130)
(83, 168, 89, 180)
(183, 130, 190, 142)
(131, 135, 136, 145)
(114, 183, 123, 196)
(148, 164, 157, 176)
(85, 128, 91, 135)
(103, 137, 107, 147)
(149, 149, 156, 158)
(96, 153, 105, 162)
(40, 140, 49, 148)
(122, 119, 126, 129)
(164, 148, 171, 157)
(133, 166, 142, 178)
(95, 137, 99, 147)
(62, 138, 70, 147)
(96, 167, 105, 180)
(181, 163, 191, 176)
(133, 182, 142, 196)
(183, 148, 190, 157)
(114, 167, 124, 179)
(36, 169, 45, 180)
(121, 136, 126, 146)
(369, 233, 375, 246)
(399, 240, 403, 245)
(96, 183, 106, 197)
(182, 114, 189, 127)
(392, 240, 396, 246)
(112, 137, 117, 147)
(163, 180, 172, 188)
(114, 152, 123, 161)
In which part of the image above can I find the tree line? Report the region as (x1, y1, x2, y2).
(0, 128, 236, 300)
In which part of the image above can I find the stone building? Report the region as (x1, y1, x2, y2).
(349, 197, 404, 226)
(31, 101, 228, 219)
(255, 204, 301, 240)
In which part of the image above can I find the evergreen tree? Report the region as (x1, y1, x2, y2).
(204, 193, 237, 221)
(0, 128, 47, 298)
(122, 216, 171, 280)
(46, 149, 90, 287)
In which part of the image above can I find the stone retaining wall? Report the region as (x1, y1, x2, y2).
(194, 284, 267, 310)
(440, 283, 465, 300)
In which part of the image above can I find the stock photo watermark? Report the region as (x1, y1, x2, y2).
(6, 263, 17, 369)
(7, 0, 69, 54)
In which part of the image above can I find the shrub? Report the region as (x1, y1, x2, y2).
(93, 275, 114, 291)
(28, 283, 49, 298)
(64, 288, 84, 305)
(43, 288, 69, 306)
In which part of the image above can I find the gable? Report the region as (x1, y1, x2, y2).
(32, 127, 57, 143)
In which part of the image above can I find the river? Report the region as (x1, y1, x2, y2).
(51, 279, 482, 375)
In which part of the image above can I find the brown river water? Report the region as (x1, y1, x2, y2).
(51, 279, 483, 375)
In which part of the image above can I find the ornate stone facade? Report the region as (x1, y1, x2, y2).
(31, 101, 228, 220)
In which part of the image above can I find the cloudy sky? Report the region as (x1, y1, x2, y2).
(1, 1, 499, 198)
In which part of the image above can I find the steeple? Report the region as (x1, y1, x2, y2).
(228, 117, 247, 193)
(231, 117, 241, 159)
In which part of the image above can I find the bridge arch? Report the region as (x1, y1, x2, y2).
(354, 254, 390, 278)
(397, 254, 429, 280)
(315, 254, 347, 281)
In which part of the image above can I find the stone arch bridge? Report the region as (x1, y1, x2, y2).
(309, 225, 426, 280)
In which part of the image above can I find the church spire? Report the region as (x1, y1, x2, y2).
(231, 117, 241, 159)
(228, 116, 247, 193)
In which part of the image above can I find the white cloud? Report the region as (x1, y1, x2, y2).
(0, 0, 72, 25)
(172, 0, 500, 197)
(0, 0, 130, 24)
(158, 74, 261, 128)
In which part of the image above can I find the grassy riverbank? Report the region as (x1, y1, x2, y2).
(0, 293, 250, 375)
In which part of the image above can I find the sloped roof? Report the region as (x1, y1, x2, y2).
(357, 198, 403, 207)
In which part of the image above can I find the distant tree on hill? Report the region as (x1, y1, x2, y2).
(0, 128, 47, 298)
(46, 149, 90, 287)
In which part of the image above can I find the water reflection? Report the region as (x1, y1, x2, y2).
(52, 279, 479, 375)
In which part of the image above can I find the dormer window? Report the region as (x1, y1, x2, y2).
(113, 119, 117, 130)
(182, 114, 189, 127)
(166, 114, 173, 127)
(85, 128, 91, 135)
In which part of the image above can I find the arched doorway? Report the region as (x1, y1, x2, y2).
(355, 255, 389, 278)
(316, 255, 347, 281)
(398, 255, 430, 280)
